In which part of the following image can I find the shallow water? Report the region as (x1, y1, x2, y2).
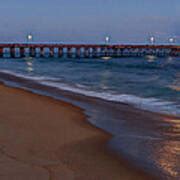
(0, 56, 179, 115)
(0, 56, 179, 179)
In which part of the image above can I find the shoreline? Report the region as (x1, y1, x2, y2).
(0, 70, 179, 118)
(0, 83, 156, 180)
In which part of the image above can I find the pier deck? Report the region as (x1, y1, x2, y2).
(0, 44, 180, 58)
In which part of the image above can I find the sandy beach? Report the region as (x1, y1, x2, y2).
(0, 83, 156, 180)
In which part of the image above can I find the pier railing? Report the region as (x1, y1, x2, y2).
(0, 44, 179, 58)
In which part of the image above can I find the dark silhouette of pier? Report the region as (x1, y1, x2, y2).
(0, 43, 180, 58)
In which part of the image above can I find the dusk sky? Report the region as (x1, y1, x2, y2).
(0, 0, 179, 43)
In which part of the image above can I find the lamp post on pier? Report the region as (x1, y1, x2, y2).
(149, 36, 155, 45)
(105, 36, 110, 44)
(168, 37, 175, 44)
(27, 34, 33, 43)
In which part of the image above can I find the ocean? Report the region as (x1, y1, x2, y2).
(0, 56, 179, 179)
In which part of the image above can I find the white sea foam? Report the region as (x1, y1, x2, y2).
(0, 70, 179, 116)
(40, 81, 180, 116)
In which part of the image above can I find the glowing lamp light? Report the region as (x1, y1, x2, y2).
(169, 38, 175, 43)
(105, 36, 110, 44)
(27, 34, 33, 41)
(149, 36, 155, 44)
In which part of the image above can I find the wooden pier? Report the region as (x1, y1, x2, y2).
(0, 43, 180, 58)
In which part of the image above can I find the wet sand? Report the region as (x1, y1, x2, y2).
(0, 84, 156, 180)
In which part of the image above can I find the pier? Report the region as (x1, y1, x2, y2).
(0, 43, 180, 58)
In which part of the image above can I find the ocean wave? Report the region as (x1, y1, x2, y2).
(0, 70, 179, 116)
(40, 81, 180, 116)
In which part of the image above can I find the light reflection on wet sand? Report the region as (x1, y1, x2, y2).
(148, 116, 180, 179)
(154, 140, 180, 179)
(109, 115, 180, 180)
